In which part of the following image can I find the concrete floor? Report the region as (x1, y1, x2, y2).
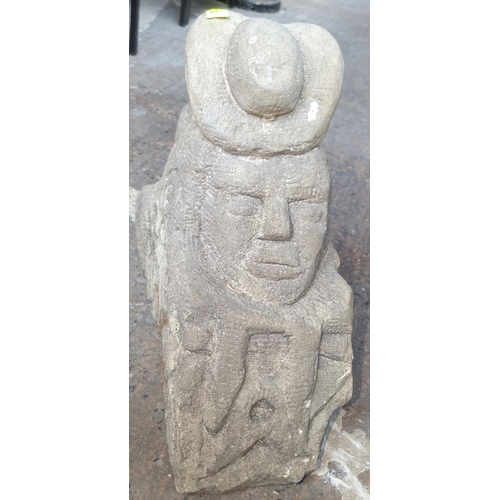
(129, 0, 369, 498)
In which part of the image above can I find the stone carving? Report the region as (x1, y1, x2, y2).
(135, 12, 353, 494)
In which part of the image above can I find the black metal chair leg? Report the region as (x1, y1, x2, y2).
(179, 0, 192, 27)
(130, 0, 140, 55)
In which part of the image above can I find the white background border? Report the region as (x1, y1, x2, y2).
(1, 1, 499, 498)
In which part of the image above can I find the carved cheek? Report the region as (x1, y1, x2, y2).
(220, 214, 258, 257)
(219, 197, 261, 250)
(289, 202, 327, 261)
(201, 192, 261, 266)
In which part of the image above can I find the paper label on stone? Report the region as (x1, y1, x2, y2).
(135, 12, 353, 494)
(205, 9, 229, 19)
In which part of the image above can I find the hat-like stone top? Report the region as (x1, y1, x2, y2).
(225, 19, 304, 119)
(185, 12, 344, 156)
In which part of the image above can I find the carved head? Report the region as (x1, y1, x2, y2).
(199, 147, 329, 305)
(168, 12, 344, 305)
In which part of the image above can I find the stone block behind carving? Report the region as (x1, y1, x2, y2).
(135, 11, 353, 494)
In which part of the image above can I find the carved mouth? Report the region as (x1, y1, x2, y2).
(245, 241, 303, 280)
(246, 260, 303, 280)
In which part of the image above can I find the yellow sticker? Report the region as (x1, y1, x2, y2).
(206, 8, 229, 19)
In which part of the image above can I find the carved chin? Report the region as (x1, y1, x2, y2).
(199, 236, 318, 305)
(235, 266, 316, 305)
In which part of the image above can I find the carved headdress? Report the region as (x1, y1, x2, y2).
(185, 12, 344, 156)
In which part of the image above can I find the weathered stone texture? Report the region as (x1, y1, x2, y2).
(135, 11, 353, 494)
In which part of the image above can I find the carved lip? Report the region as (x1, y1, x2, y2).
(245, 241, 302, 280)
(246, 260, 303, 280)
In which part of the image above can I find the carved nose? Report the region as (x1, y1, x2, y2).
(259, 199, 292, 241)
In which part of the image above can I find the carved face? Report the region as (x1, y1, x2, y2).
(200, 149, 329, 304)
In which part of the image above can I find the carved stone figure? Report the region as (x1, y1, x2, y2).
(135, 12, 353, 494)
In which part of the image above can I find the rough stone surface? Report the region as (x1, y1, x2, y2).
(186, 13, 343, 156)
(130, 0, 369, 498)
(134, 11, 357, 494)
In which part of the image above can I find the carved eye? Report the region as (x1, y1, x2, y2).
(226, 194, 262, 216)
(290, 201, 325, 223)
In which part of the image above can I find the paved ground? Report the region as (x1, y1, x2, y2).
(129, 0, 369, 498)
